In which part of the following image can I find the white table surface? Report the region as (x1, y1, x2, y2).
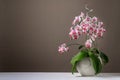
(0, 72, 120, 80)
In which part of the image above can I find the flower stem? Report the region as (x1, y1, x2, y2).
(67, 43, 81, 47)
(85, 4, 93, 16)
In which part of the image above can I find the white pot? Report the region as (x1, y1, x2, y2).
(76, 57, 95, 76)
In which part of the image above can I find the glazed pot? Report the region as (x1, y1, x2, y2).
(76, 57, 95, 76)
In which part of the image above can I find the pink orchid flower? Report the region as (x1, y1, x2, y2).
(58, 43, 69, 54)
(85, 39, 92, 48)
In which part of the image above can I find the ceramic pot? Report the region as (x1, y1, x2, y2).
(76, 57, 95, 76)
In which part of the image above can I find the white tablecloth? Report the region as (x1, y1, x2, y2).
(0, 72, 120, 80)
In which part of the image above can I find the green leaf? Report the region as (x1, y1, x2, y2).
(93, 48, 99, 54)
(71, 50, 88, 74)
(88, 51, 102, 74)
(99, 51, 109, 64)
(93, 48, 109, 65)
(90, 48, 99, 54)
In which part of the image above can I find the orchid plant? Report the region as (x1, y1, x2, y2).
(58, 6, 109, 74)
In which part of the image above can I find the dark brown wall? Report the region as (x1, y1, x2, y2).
(0, 0, 120, 72)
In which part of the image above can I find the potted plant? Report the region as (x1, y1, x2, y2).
(58, 6, 109, 76)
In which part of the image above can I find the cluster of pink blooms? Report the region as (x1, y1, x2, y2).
(58, 12, 106, 53)
(58, 43, 69, 54)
